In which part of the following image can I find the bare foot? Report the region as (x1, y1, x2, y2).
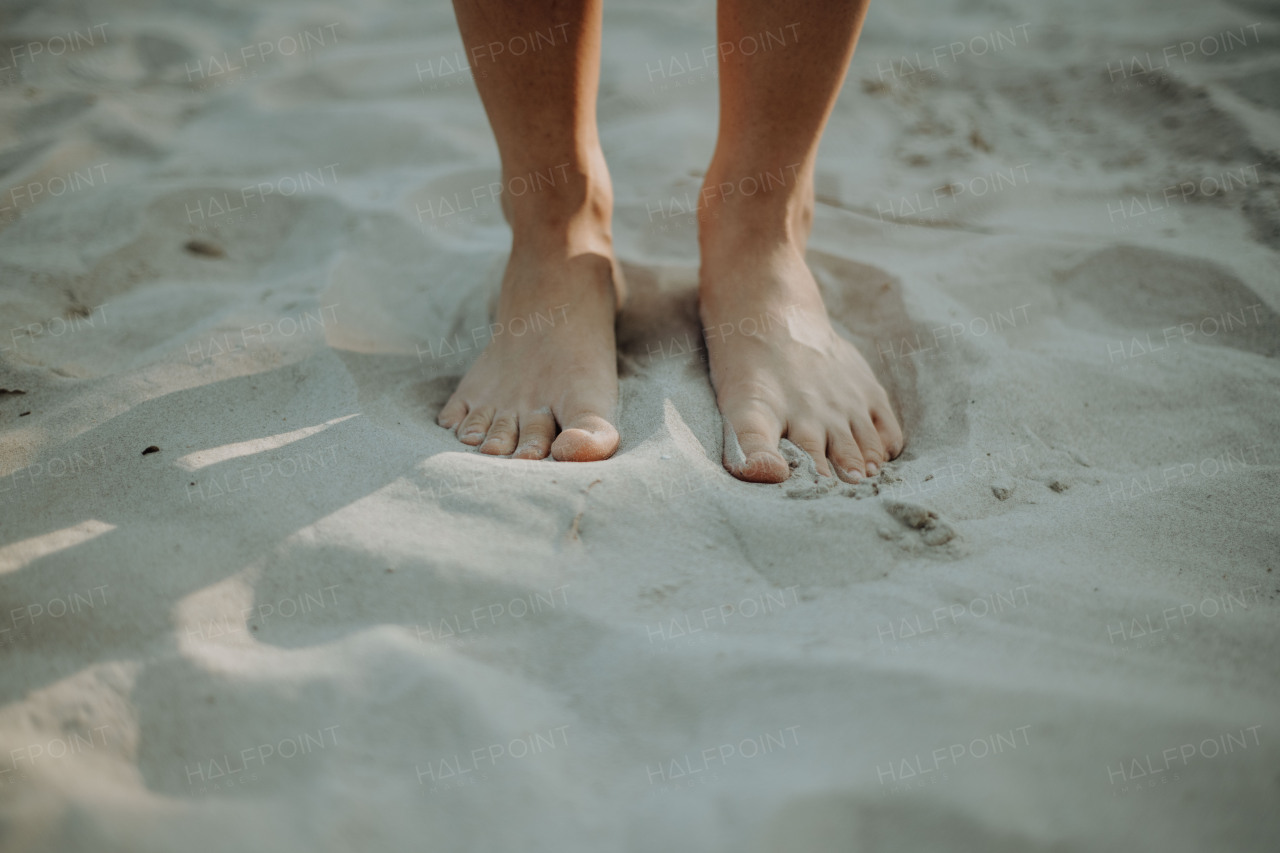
(699, 196, 904, 484)
(437, 176, 623, 462)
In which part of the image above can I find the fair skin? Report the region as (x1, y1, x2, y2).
(438, 0, 904, 483)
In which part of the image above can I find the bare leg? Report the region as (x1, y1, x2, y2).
(699, 0, 904, 483)
(438, 0, 621, 461)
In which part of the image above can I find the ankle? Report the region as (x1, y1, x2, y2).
(698, 207, 806, 271)
(697, 164, 813, 256)
(504, 160, 614, 250)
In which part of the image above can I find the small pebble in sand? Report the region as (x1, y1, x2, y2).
(142, 445, 160, 455)
(184, 239, 225, 258)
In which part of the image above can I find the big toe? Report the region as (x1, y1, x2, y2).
(732, 451, 790, 483)
(551, 413, 619, 462)
(723, 419, 789, 484)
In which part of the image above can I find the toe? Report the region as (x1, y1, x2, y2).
(872, 406, 905, 460)
(480, 412, 519, 456)
(788, 423, 833, 478)
(458, 406, 495, 446)
(438, 397, 468, 430)
(551, 412, 619, 462)
(723, 408, 788, 483)
(829, 431, 866, 483)
(513, 409, 556, 460)
(851, 414, 886, 475)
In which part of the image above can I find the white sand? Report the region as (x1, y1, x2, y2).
(2, 0, 1279, 850)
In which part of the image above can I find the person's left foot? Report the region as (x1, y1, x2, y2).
(698, 198, 904, 484)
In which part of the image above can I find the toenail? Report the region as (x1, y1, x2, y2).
(866, 463, 878, 476)
(844, 468, 862, 482)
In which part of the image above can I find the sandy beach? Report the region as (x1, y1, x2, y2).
(1, 0, 1278, 850)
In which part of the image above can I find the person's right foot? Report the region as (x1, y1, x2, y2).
(436, 172, 623, 462)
